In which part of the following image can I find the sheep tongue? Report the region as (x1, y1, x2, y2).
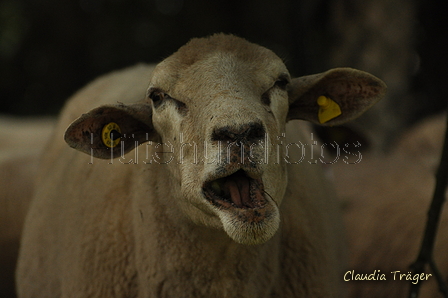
(225, 175, 251, 208)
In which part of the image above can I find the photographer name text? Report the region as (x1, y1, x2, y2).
(344, 270, 432, 284)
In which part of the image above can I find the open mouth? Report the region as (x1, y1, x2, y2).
(202, 170, 267, 209)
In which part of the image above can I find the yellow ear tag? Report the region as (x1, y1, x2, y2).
(317, 95, 342, 124)
(101, 122, 121, 148)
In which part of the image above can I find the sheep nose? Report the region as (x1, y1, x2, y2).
(211, 122, 265, 143)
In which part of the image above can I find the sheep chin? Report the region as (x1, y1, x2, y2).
(218, 202, 280, 245)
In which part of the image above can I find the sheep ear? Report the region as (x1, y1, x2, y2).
(287, 68, 387, 125)
(64, 103, 159, 159)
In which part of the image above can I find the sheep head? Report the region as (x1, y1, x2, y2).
(64, 34, 386, 245)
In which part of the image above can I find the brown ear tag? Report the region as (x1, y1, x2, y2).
(102, 122, 122, 148)
(317, 95, 342, 124)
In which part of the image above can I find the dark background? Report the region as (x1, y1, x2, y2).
(0, 2, 447, 297)
(0, 0, 447, 147)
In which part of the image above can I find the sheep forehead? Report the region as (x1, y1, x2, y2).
(173, 33, 284, 70)
(149, 35, 289, 103)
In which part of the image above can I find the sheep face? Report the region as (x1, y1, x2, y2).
(64, 34, 387, 245)
(146, 37, 290, 244)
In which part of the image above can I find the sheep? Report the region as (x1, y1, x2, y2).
(392, 113, 446, 172)
(0, 116, 54, 298)
(334, 113, 447, 297)
(16, 34, 386, 297)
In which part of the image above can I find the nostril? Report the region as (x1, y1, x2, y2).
(211, 126, 236, 142)
(211, 122, 265, 142)
(246, 122, 265, 141)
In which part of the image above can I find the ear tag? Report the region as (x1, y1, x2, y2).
(101, 122, 122, 148)
(317, 95, 342, 124)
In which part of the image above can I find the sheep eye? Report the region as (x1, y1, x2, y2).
(274, 77, 289, 90)
(149, 90, 167, 107)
